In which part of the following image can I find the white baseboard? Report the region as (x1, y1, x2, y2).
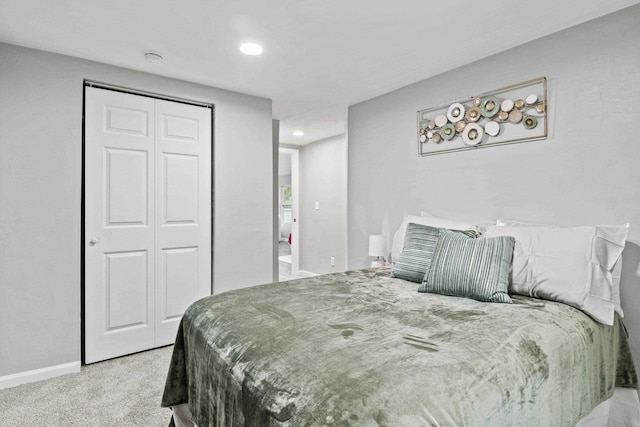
(298, 270, 318, 276)
(0, 361, 81, 390)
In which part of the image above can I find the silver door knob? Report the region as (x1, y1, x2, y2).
(89, 238, 99, 246)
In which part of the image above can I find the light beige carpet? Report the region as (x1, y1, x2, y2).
(0, 346, 173, 427)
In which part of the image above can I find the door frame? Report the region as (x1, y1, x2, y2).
(80, 80, 215, 363)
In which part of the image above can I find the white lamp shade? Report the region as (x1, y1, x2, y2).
(368, 235, 386, 257)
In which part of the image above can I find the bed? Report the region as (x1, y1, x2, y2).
(162, 215, 640, 426)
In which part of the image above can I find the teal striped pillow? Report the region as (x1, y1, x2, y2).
(391, 223, 476, 283)
(419, 228, 514, 303)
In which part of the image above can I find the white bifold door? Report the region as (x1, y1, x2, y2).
(84, 87, 212, 364)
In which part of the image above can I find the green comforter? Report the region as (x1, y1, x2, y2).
(162, 268, 637, 426)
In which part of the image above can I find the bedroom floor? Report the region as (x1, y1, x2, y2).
(0, 245, 313, 426)
(0, 346, 173, 426)
(279, 240, 314, 282)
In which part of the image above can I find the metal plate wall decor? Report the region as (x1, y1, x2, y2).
(417, 77, 547, 156)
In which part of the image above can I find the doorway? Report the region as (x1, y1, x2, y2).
(83, 84, 213, 363)
(278, 147, 299, 280)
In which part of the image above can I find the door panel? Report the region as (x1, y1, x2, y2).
(163, 115, 199, 141)
(85, 87, 155, 364)
(163, 153, 199, 224)
(154, 100, 211, 346)
(85, 87, 212, 362)
(105, 105, 150, 136)
(163, 246, 199, 318)
(105, 250, 150, 330)
(105, 148, 149, 225)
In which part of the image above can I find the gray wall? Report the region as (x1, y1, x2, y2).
(348, 5, 640, 380)
(0, 43, 273, 376)
(300, 134, 347, 274)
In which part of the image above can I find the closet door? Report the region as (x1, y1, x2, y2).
(84, 88, 156, 363)
(84, 87, 212, 363)
(154, 100, 211, 345)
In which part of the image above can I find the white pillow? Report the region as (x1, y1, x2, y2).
(391, 214, 477, 263)
(483, 223, 629, 325)
(495, 219, 626, 318)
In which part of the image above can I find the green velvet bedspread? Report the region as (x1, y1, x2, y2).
(162, 268, 637, 426)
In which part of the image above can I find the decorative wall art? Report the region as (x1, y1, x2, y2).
(417, 77, 547, 156)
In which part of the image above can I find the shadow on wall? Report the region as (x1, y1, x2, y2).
(621, 241, 640, 394)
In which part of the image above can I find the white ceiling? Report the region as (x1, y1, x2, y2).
(1, 0, 638, 145)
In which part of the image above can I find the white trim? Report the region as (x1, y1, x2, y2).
(279, 146, 300, 275)
(84, 80, 213, 108)
(0, 361, 81, 390)
(298, 270, 318, 277)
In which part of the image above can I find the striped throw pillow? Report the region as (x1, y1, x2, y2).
(419, 228, 514, 303)
(391, 223, 476, 283)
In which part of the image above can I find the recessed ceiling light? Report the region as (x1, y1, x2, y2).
(239, 43, 263, 56)
(293, 131, 304, 136)
(144, 52, 163, 64)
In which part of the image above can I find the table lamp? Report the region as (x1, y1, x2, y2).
(368, 235, 387, 268)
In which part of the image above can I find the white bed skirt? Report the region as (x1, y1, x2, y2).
(575, 388, 640, 427)
(171, 387, 640, 427)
